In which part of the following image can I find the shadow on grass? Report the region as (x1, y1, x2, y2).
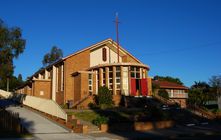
(88, 96, 173, 139)
(86, 96, 217, 139)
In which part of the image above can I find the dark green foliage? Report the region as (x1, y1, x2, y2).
(158, 89, 169, 99)
(0, 75, 24, 91)
(88, 102, 98, 109)
(188, 81, 213, 106)
(96, 86, 113, 109)
(0, 19, 25, 85)
(154, 75, 183, 85)
(209, 75, 221, 97)
(92, 116, 109, 126)
(42, 46, 63, 66)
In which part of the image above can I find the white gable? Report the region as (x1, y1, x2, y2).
(90, 45, 122, 67)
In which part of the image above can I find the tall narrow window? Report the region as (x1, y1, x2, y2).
(102, 68, 106, 86)
(116, 66, 121, 90)
(102, 48, 107, 61)
(61, 65, 64, 91)
(109, 67, 113, 90)
(88, 73, 93, 93)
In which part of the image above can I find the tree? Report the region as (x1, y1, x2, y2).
(0, 75, 24, 91)
(209, 75, 221, 109)
(188, 81, 212, 106)
(0, 19, 26, 91)
(158, 89, 169, 99)
(42, 46, 63, 66)
(209, 75, 221, 97)
(153, 75, 183, 85)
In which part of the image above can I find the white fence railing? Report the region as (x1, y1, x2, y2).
(0, 89, 67, 121)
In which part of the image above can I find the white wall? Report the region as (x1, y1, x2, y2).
(0, 89, 67, 121)
(90, 46, 122, 67)
(122, 67, 129, 96)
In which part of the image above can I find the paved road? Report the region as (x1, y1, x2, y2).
(6, 106, 111, 140)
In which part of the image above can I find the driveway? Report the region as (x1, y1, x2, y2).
(6, 106, 111, 140)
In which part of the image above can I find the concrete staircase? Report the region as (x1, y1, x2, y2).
(72, 94, 93, 109)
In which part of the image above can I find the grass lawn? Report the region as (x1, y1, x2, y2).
(68, 111, 100, 122)
(67, 107, 170, 124)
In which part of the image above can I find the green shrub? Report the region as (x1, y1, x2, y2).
(97, 86, 113, 109)
(88, 102, 97, 109)
(158, 89, 169, 99)
(92, 116, 109, 126)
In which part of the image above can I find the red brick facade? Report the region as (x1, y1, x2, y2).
(16, 39, 152, 107)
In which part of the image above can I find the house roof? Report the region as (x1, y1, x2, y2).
(152, 80, 188, 90)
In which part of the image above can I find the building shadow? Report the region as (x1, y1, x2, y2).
(88, 96, 217, 140)
(88, 96, 171, 139)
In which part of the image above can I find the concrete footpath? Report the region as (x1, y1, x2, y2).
(6, 106, 112, 140)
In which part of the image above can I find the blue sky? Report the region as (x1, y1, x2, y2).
(0, 0, 221, 87)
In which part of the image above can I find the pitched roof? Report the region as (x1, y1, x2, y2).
(152, 80, 188, 90)
(28, 38, 145, 79)
(63, 38, 142, 63)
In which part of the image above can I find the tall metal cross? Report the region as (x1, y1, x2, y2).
(115, 12, 120, 63)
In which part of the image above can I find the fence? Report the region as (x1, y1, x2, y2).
(0, 89, 67, 121)
(0, 109, 25, 133)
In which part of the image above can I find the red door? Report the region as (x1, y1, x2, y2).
(141, 78, 148, 96)
(130, 78, 136, 96)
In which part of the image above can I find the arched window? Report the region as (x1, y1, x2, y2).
(102, 48, 107, 61)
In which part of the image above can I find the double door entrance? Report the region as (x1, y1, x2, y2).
(130, 78, 148, 96)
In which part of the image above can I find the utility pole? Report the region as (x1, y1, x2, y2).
(115, 12, 120, 63)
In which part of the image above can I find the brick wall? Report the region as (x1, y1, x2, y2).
(73, 74, 81, 103)
(80, 73, 89, 99)
(122, 54, 140, 63)
(33, 80, 51, 99)
(147, 77, 152, 96)
(64, 50, 90, 103)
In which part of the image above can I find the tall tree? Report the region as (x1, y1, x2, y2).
(0, 75, 24, 91)
(153, 75, 183, 85)
(42, 46, 63, 66)
(188, 81, 212, 106)
(0, 19, 26, 91)
(209, 75, 221, 109)
(209, 75, 221, 97)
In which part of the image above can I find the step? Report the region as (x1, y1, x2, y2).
(79, 119, 101, 133)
